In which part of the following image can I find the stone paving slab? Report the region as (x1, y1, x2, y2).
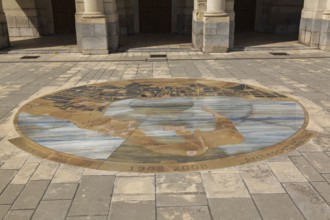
(208, 198, 261, 220)
(3, 210, 34, 220)
(0, 205, 10, 219)
(66, 217, 107, 220)
(290, 156, 325, 181)
(157, 206, 211, 220)
(112, 176, 155, 201)
(0, 184, 24, 205)
(283, 182, 330, 220)
(0, 170, 17, 193)
(311, 182, 330, 204)
(109, 201, 155, 220)
(240, 162, 285, 194)
(43, 183, 78, 201)
(68, 176, 115, 217)
(11, 180, 50, 210)
(268, 161, 308, 182)
(32, 200, 71, 220)
(0, 51, 330, 219)
(252, 194, 305, 220)
(302, 152, 330, 174)
(156, 194, 208, 207)
(203, 173, 250, 198)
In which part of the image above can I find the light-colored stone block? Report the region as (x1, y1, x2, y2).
(11, 162, 39, 184)
(156, 194, 208, 207)
(242, 169, 285, 194)
(52, 164, 83, 183)
(30, 160, 59, 181)
(268, 162, 308, 182)
(113, 176, 155, 201)
(202, 173, 250, 198)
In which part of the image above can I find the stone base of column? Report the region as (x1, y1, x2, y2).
(78, 17, 110, 55)
(320, 18, 330, 51)
(298, 17, 323, 48)
(0, 14, 10, 49)
(202, 16, 230, 53)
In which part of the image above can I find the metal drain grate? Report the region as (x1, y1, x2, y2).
(20, 55, 40, 59)
(150, 54, 167, 58)
(270, 52, 289, 56)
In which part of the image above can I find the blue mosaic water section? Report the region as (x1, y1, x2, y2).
(18, 113, 124, 159)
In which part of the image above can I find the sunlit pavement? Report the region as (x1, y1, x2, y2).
(0, 50, 330, 220)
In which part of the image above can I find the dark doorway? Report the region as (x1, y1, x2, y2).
(52, 0, 76, 34)
(234, 0, 256, 32)
(139, 0, 171, 33)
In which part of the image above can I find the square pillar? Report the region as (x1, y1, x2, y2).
(192, 0, 206, 50)
(0, 1, 9, 49)
(80, 0, 110, 54)
(203, 15, 230, 53)
(80, 17, 110, 54)
(202, 0, 230, 53)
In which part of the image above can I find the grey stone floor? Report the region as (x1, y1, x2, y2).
(0, 50, 330, 220)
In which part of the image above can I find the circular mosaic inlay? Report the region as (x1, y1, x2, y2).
(11, 79, 314, 172)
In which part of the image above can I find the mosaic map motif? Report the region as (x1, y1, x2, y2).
(11, 79, 314, 172)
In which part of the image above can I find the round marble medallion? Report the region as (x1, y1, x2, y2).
(11, 79, 314, 172)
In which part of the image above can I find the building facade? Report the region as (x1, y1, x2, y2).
(0, 0, 329, 54)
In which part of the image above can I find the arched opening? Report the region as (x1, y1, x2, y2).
(234, 0, 305, 50)
(118, 0, 193, 52)
(52, 0, 76, 34)
(2, 0, 77, 52)
(234, 0, 256, 32)
(139, 0, 171, 33)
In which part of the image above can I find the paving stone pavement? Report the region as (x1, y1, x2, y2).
(0, 50, 330, 220)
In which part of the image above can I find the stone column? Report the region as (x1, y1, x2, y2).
(84, 0, 104, 17)
(203, 0, 230, 52)
(80, 0, 110, 54)
(320, 0, 330, 50)
(0, 0, 10, 49)
(205, 0, 227, 17)
(324, 0, 330, 16)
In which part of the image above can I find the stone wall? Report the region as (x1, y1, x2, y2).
(117, 0, 135, 35)
(176, 0, 193, 34)
(35, 0, 54, 35)
(3, 0, 40, 37)
(75, 0, 84, 49)
(255, 0, 304, 34)
(0, 1, 9, 48)
(227, 0, 235, 48)
(105, 0, 119, 50)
